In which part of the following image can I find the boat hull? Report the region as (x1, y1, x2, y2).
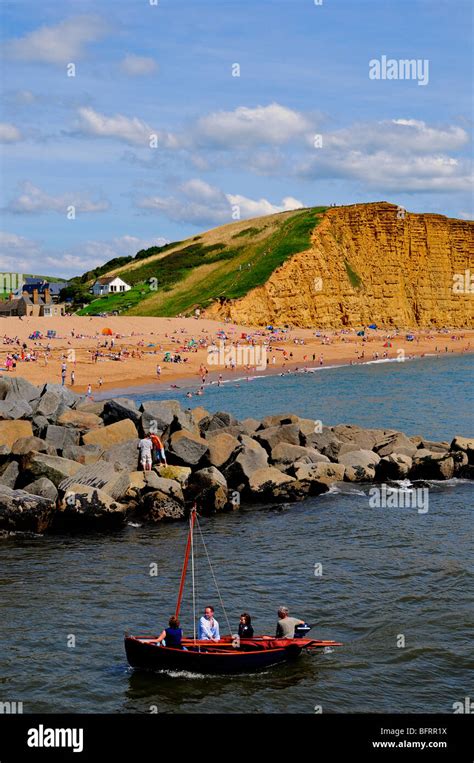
(124, 635, 342, 674)
(125, 636, 303, 673)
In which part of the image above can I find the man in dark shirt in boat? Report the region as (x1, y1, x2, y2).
(275, 606, 305, 639)
(156, 616, 183, 649)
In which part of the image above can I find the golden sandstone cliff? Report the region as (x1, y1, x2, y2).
(209, 202, 473, 328)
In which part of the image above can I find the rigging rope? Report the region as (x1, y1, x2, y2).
(195, 514, 233, 636)
(190, 513, 197, 643)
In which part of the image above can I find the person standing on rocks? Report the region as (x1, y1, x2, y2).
(138, 434, 154, 471)
(150, 432, 167, 466)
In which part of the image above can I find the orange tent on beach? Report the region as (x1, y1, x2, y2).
(102, 328, 113, 336)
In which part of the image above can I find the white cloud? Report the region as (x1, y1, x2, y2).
(320, 119, 469, 154)
(0, 231, 170, 278)
(76, 106, 178, 148)
(0, 123, 22, 143)
(7, 182, 109, 214)
(121, 54, 157, 76)
(6, 15, 108, 65)
(138, 179, 304, 226)
(298, 118, 472, 192)
(0, 231, 43, 272)
(196, 103, 312, 147)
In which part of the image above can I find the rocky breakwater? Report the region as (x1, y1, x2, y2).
(0, 377, 472, 535)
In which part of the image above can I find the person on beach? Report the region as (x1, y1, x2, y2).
(198, 606, 220, 641)
(150, 432, 167, 466)
(61, 362, 67, 386)
(238, 613, 254, 639)
(156, 364, 161, 377)
(275, 606, 305, 639)
(86, 384, 92, 398)
(70, 369, 75, 386)
(155, 616, 183, 649)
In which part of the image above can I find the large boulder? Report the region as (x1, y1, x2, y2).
(57, 409, 103, 431)
(155, 464, 191, 486)
(41, 383, 79, 407)
(102, 398, 141, 426)
(74, 399, 105, 416)
(299, 423, 343, 461)
(376, 453, 413, 480)
(294, 461, 345, 486)
(375, 453, 413, 482)
(4, 378, 41, 403)
(61, 444, 104, 465)
(168, 430, 209, 466)
(334, 425, 385, 455)
(0, 460, 20, 488)
(200, 411, 240, 435)
(32, 415, 49, 437)
(139, 491, 185, 522)
(58, 461, 131, 500)
(0, 485, 55, 533)
(82, 418, 138, 448)
(410, 451, 455, 480)
(190, 406, 210, 425)
(21, 453, 82, 487)
(450, 436, 474, 464)
(169, 409, 199, 436)
(0, 420, 33, 448)
(253, 424, 300, 454)
(140, 400, 181, 435)
(204, 432, 240, 469)
(271, 442, 329, 470)
(55, 484, 128, 531)
(338, 449, 381, 482)
(374, 432, 418, 458)
(33, 390, 66, 421)
(102, 439, 141, 471)
(142, 473, 184, 503)
(23, 477, 58, 502)
(418, 439, 450, 454)
(0, 399, 34, 420)
(258, 413, 300, 429)
(247, 466, 295, 498)
(241, 418, 260, 435)
(11, 436, 50, 456)
(222, 435, 268, 489)
(186, 466, 230, 513)
(45, 424, 81, 452)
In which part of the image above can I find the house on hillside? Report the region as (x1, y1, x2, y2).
(91, 276, 131, 297)
(0, 288, 65, 317)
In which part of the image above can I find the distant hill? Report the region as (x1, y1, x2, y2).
(76, 202, 473, 328)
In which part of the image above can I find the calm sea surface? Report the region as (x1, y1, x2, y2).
(1, 354, 472, 713)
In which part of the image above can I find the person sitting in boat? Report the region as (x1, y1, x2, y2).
(156, 616, 183, 649)
(198, 606, 220, 641)
(275, 606, 305, 639)
(238, 612, 254, 639)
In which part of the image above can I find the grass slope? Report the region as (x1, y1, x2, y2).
(79, 206, 326, 317)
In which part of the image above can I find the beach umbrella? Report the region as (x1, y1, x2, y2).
(102, 327, 113, 335)
(368, 324, 377, 330)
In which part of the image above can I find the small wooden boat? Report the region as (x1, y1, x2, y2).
(124, 508, 342, 674)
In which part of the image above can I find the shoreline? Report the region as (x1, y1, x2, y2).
(93, 349, 471, 401)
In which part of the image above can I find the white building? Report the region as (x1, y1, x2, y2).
(91, 276, 131, 296)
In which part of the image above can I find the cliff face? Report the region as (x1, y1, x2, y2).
(208, 202, 473, 328)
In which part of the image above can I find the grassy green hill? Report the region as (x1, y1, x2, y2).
(78, 206, 327, 317)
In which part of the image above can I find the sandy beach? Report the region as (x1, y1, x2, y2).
(0, 315, 471, 397)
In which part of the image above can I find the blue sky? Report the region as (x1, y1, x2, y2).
(1, 0, 472, 278)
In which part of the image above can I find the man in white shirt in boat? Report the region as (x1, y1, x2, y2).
(275, 606, 305, 638)
(198, 605, 220, 641)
